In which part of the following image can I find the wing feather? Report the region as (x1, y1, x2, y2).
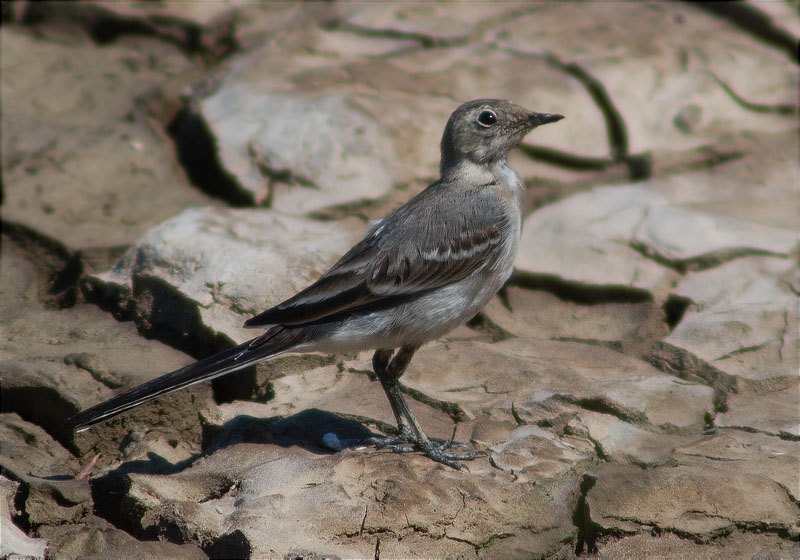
(245, 183, 510, 328)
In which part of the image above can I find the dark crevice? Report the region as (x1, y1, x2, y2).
(778, 430, 800, 443)
(87, 450, 230, 547)
(321, 18, 469, 49)
(607, 512, 797, 543)
(509, 270, 654, 305)
(656, 146, 746, 175)
(517, 144, 616, 171)
(19, 2, 239, 61)
(80, 273, 257, 403)
(2, 221, 83, 308)
(552, 337, 623, 353)
(629, 241, 789, 275)
(703, 71, 796, 115)
(466, 312, 515, 342)
(713, 341, 772, 362)
(553, 395, 648, 425)
(206, 530, 252, 559)
(496, 46, 649, 178)
(49, 253, 83, 308)
(246, 142, 321, 209)
(137, 276, 258, 404)
(495, 285, 512, 312)
(662, 294, 693, 331)
(90, 471, 149, 540)
(9, 476, 31, 534)
(647, 342, 739, 414)
(689, 1, 799, 64)
(167, 106, 255, 207)
(0, 387, 81, 455)
(719, 425, 800, 443)
(88, 13, 166, 45)
(398, 383, 468, 424)
(539, 51, 629, 161)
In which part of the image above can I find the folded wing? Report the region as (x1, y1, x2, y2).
(245, 185, 509, 328)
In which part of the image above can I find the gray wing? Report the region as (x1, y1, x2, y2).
(245, 183, 511, 328)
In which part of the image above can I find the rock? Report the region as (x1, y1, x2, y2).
(83, 207, 364, 351)
(481, 287, 670, 359)
(490, 425, 591, 479)
(585, 532, 800, 560)
(570, 411, 691, 466)
(98, 435, 577, 557)
(515, 184, 796, 294)
(649, 129, 798, 230)
(0, 413, 79, 480)
(717, 384, 800, 440)
(197, 91, 397, 212)
(1, 236, 204, 465)
(22, 478, 93, 529)
(1, 27, 217, 250)
(37, 515, 208, 560)
(498, 3, 797, 156)
(666, 256, 798, 380)
(674, 430, 800, 502)
(403, 337, 714, 432)
(3, 1, 798, 557)
(587, 463, 799, 542)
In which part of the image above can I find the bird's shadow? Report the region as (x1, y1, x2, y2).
(202, 408, 377, 456)
(102, 409, 378, 478)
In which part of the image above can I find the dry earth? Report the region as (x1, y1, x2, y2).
(1, 2, 798, 559)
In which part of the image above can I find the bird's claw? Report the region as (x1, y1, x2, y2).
(359, 435, 486, 470)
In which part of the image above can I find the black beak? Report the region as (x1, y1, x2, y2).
(528, 112, 565, 126)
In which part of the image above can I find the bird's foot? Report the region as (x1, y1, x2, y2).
(418, 439, 487, 470)
(360, 434, 486, 470)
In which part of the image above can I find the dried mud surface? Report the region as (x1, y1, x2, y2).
(2, 2, 798, 559)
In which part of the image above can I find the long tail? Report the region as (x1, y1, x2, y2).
(68, 327, 302, 432)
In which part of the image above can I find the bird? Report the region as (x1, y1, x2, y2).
(69, 99, 564, 469)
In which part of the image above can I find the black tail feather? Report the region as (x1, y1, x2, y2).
(69, 327, 301, 432)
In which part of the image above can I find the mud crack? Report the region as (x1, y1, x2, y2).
(509, 270, 653, 305)
(628, 241, 789, 275)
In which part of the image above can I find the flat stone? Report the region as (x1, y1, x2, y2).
(490, 425, 591, 479)
(649, 130, 799, 230)
(405, 337, 714, 431)
(1, 238, 204, 465)
(571, 411, 694, 466)
(587, 532, 800, 560)
(666, 256, 798, 380)
(481, 288, 669, 355)
(589, 463, 799, 541)
(199, 90, 397, 211)
(83, 207, 364, 347)
(516, 185, 796, 294)
(0, 413, 79, 480)
(2, 27, 215, 250)
(674, 430, 800, 501)
(105, 438, 575, 557)
(717, 384, 800, 440)
(37, 514, 208, 560)
(499, 3, 797, 156)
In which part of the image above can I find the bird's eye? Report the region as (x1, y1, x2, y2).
(477, 110, 497, 127)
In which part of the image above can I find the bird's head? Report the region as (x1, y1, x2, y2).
(440, 99, 563, 173)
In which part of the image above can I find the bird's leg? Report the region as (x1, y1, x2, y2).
(373, 345, 425, 445)
(369, 344, 484, 470)
(371, 348, 413, 440)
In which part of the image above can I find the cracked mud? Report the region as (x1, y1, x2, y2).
(2, 2, 798, 559)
